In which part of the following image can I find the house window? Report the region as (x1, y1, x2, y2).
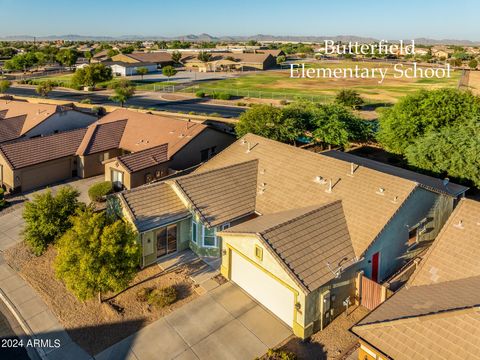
(255, 245, 263, 261)
(200, 146, 217, 162)
(192, 219, 198, 244)
(202, 225, 217, 248)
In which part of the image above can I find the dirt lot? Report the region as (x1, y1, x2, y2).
(4, 242, 201, 355)
(278, 305, 369, 360)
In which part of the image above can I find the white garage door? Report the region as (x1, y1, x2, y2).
(231, 250, 294, 326)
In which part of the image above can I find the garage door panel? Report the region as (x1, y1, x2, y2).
(231, 251, 294, 326)
(22, 159, 72, 191)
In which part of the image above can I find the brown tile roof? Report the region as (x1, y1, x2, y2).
(222, 201, 356, 293)
(351, 199, 480, 360)
(171, 160, 258, 227)
(117, 143, 169, 173)
(127, 52, 172, 63)
(352, 276, 480, 360)
(0, 128, 87, 170)
(409, 198, 480, 286)
(195, 134, 421, 257)
(181, 52, 272, 64)
(76, 119, 127, 155)
(324, 150, 468, 197)
(0, 100, 58, 135)
(352, 305, 480, 360)
(78, 109, 207, 158)
(0, 115, 26, 143)
(120, 182, 190, 232)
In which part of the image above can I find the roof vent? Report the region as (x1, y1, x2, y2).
(454, 220, 464, 229)
(376, 187, 385, 195)
(314, 176, 327, 185)
(325, 179, 333, 193)
(258, 182, 267, 195)
(245, 141, 252, 153)
(392, 196, 399, 203)
(348, 162, 357, 176)
(443, 178, 450, 186)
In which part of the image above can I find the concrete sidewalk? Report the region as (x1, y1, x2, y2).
(95, 282, 291, 360)
(0, 259, 91, 360)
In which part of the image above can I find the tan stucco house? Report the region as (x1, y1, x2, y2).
(0, 108, 233, 193)
(351, 198, 480, 360)
(0, 99, 96, 144)
(113, 134, 467, 339)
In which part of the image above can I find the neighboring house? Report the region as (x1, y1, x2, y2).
(0, 100, 96, 143)
(113, 134, 467, 338)
(76, 109, 234, 189)
(351, 198, 480, 360)
(111, 52, 173, 68)
(0, 108, 233, 193)
(182, 52, 276, 72)
(108, 62, 157, 76)
(0, 128, 86, 191)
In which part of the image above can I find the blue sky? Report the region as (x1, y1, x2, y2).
(0, 0, 479, 40)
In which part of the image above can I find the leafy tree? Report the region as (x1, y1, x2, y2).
(85, 51, 93, 63)
(377, 88, 480, 154)
(4, 52, 38, 72)
(107, 49, 119, 58)
(276, 55, 286, 65)
(0, 80, 11, 94)
(468, 59, 478, 69)
(55, 207, 140, 302)
(171, 51, 182, 64)
(405, 118, 480, 187)
(55, 48, 79, 68)
(120, 45, 135, 54)
(335, 89, 364, 109)
(35, 81, 54, 97)
(136, 67, 148, 80)
(197, 51, 212, 63)
(162, 65, 177, 79)
(310, 103, 373, 148)
(0, 47, 17, 58)
(109, 79, 135, 107)
(236, 104, 307, 144)
(72, 63, 113, 89)
(23, 186, 81, 255)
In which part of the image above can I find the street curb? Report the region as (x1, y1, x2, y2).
(0, 286, 46, 360)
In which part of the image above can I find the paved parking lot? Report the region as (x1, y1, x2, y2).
(95, 282, 292, 360)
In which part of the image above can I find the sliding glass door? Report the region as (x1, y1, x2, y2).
(156, 224, 177, 258)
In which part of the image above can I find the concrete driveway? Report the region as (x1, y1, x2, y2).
(0, 176, 104, 251)
(95, 282, 292, 360)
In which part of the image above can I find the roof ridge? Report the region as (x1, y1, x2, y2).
(175, 159, 259, 182)
(84, 118, 128, 155)
(0, 126, 87, 150)
(260, 200, 342, 236)
(354, 304, 480, 330)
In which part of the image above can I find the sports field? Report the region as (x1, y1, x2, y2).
(184, 61, 461, 103)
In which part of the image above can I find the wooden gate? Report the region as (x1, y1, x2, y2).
(360, 276, 385, 310)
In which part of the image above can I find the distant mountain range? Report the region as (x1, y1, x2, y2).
(1, 33, 479, 45)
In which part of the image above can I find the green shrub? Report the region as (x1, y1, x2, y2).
(279, 99, 289, 105)
(80, 98, 92, 104)
(88, 181, 114, 202)
(147, 286, 177, 308)
(261, 349, 297, 360)
(236, 101, 247, 106)
(136, 287, 153, 302)
(195, 91, 205, 98)
(212, 92, 232, 100)
(92, 106, 106, 116)
(0, 188, 7, 209)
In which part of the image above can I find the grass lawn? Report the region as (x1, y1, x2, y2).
(183, 61, 461, 103)
(4, 242, 202, 356)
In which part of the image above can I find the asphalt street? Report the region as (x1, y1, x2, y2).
(6, 86, 245, 118)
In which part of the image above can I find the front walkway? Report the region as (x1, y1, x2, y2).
(95, 282, 292, 360)
(0, 258, 91, 360)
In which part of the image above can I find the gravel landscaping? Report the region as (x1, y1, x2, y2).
(4, 242, 201, 355)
